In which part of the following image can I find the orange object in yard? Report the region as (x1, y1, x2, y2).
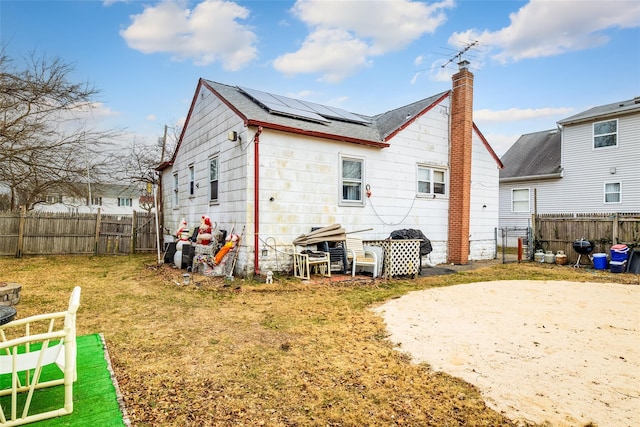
(214, 242, 233, 265)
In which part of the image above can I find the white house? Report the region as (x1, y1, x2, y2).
(499, 97, 640, 234)
(158, 61, 503, 278)
(33, 183, 147, 215)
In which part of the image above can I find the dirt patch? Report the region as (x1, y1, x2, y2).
(373, 280, 640, 427)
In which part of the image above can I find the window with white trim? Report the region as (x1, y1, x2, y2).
(209, 156, 219, 202)
(604, 182, 621, 203)
(593, 119, 617, 149)
(340, 157, 364, 205)
(189, 165, 195, 196)
(173, 173, 179, 207)
(417, 166, 446, 196)
(118, 197, 132, 207)
(511, 188, 530, 212)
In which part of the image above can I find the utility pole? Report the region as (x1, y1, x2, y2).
(160, 124, 168, 162)
(83, 131, 92, 213)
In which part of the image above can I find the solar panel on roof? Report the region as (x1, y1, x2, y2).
(266, 102, 330, 123)
(271, 94, 311, 111)
(237, 86, 370, 125)
(238, 86, 329, 124)
(305, 101, 370, 124)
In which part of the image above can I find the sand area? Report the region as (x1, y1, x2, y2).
(373, 280, 640, 426)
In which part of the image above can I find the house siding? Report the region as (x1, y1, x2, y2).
(256, 102, 453, 269)
(469, 129, 499, 260)
(561, 113, 640, 212)
(163, 84, 501, 276)
(163, 86, 248, 238)
(498, 108, 640, 240)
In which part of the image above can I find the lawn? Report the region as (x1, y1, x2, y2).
(0, 255, 636, 426)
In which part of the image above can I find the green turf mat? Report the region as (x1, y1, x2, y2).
(0, 334, 128, 426)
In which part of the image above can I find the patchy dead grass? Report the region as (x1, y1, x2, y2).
(0, 255, 636, 426)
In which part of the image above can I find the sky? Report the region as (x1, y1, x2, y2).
(2, 0, 639, 156)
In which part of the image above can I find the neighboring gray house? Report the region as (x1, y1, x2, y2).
(158, 62, 503, 278)
(499, 97, 640, 234)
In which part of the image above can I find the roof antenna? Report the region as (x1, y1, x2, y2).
(441, 41, 478, 69)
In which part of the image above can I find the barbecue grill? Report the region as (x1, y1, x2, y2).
(572, 238, 594, 268)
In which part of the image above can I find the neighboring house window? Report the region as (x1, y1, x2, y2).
(189, 165, 195, 196)
(46, 195, 62, 204)
(118, 198, 132, 207)
(604, 182, 621, 203)
(209, 156, 219, 202)
(341, 157, 364, 204)
(512, 188, 530, 212)
(173, 173, 179, 207)
(91, 196, 102, 206)
(593, 119, 617, 149)
(417, 166, 446, 196)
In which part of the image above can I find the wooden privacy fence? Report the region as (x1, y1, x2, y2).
(0, 209, 158, 257)
(534, 213, 640, 262)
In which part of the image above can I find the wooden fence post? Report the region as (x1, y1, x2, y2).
(94, 208, 101, 255)
(531, 213, 536, 245)
(16, 206, 26, 258)
(612, 213, 619, 245)
(131, 210, 137, 254)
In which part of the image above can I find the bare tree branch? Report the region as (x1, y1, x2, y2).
(0, 48, 125, 210)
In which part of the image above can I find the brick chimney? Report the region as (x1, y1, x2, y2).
(447, 60, 473, 264)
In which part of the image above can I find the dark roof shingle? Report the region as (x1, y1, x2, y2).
(500, 129, 561, 180)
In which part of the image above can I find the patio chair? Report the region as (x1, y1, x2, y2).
(0, 286, 81, 426)
(345, 236, 379, 278)
(292, 245, 331, 280)
(311, 227, 348, 274)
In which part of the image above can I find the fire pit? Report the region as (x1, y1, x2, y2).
(572, 238, 594, 268)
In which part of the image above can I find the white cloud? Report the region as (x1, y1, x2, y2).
(274, 0, 454, 82)
(147, 114, 157, 121)
(120, 0, 258, 70)
(273, 29, 371, 83)
(449, 0, 640, 64)
(65, 102, 120, 120)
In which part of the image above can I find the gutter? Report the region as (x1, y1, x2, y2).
(253, 126, 263, 276)
(246, 119, 389, 148)
(500, 172, 563, 183)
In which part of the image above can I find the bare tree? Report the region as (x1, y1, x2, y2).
(110, 123, 181, 213)
(0, 49, 123, 210)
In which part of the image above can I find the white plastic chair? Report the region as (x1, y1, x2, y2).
(0, 286, 81, 426)
(345, 236, 379, 278)
(292, 245, 331, 280)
